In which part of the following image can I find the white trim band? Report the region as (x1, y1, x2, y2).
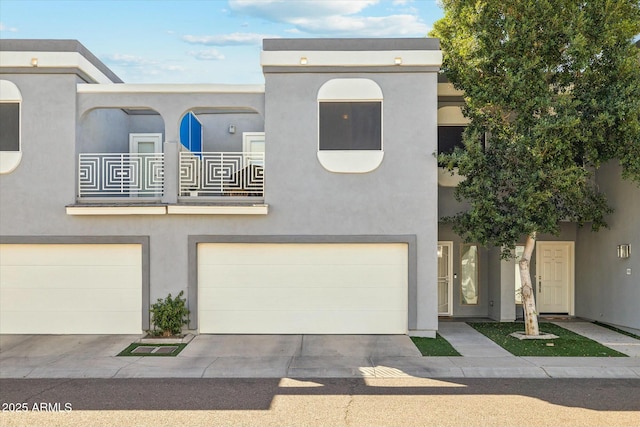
(261, 50, 443, 67)
(167, 204, 269, 215)
(66, 206, 167, 215)
(317, 151, 384, 174)
(77, 84, 265, 94)
(0, 51, 115, 84)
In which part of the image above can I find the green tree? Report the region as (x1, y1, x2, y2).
(432, 0, 640, 335)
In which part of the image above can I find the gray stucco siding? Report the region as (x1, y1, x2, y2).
(0, 74, 78, 226)
(575, 162, 640, 331)
(0, 40, 122, 84)
(197, 112, 264, 152)
(263, 72, 437, 231)
(2, 38, 442, 335)
(263, 71, 439, 333)
(77, 92, 265, 147)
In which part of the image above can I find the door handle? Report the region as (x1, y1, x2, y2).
(538, 276, 542, 293)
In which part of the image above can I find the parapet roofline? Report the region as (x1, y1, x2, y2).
(0, 39, 122, 83)
(76, 84, 265, 94)
(263, 38, 440, 51)
(261, 38, 442, 69)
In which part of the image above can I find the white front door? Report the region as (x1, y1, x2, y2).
(438, 242, 453, 315)
(242, 132, 265, 154)
(129, 133, 163, 197)
(242, 132, 265, 167)
(536, 241, 573, 314)
(130, 133, 162, 155)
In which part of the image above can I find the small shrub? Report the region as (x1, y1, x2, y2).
(150, 291, 190, 337)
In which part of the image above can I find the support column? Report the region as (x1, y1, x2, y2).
(162, 141, 179, 204)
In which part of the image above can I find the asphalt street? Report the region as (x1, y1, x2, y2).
(1, 377, 639, 426)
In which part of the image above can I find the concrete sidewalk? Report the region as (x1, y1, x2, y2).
(1, 322, 639, 379)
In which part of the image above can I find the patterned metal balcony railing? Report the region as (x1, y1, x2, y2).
(78, 153, 165, 198)
(180, 152, 264, 198)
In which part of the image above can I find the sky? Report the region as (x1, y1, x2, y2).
(0, 0, 445, 84)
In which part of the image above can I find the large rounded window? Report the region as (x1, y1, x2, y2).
(0, 80, 22, 174)
(317, 78, 383, 173)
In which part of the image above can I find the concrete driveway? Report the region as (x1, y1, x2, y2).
(2, 323, 639, 379)
(0, 334, 425, 379)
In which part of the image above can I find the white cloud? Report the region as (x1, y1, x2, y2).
(105, 54, 151, 67)
(182, 32, 279, 46)
(179, 0, 429, 55)
(0, 22, 18, 32)
(188, 49, 225, 61)
(229, 0, 379, 21)
(105, 54, 185, 72)
(290, 14, 428, 36)
(227, 0, 428, 37)
(163, 64, 187, 72)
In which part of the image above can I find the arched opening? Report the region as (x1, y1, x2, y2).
(178, 107, 263, 152)
(77, 107, 165, 200)
(177, 107, 264, 199)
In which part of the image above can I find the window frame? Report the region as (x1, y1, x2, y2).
(460, 243, 480, 305)
(318, 101, 382, 151)
(316, 78, 384, 173)
(0, 80, 23, 174)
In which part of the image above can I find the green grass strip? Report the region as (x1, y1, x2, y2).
(594, 321, 640, 340)
(117, 343, 188, 357)
(411, 333, 461, 356)
(467, 322, 627, 357)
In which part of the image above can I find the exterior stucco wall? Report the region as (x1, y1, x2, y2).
(438, 186, 468, 219)
(128, 114, 165, 137)
(263, 70, 439, 332)
(0, 73, 79, 219)
(1, 39, 441, 334)
(197, 112, 264, 152)
(78, 108, 130, 153)
(438, 223, 490, 317)
(78, 109, 165, 153)
(575, 162, 640, 332)
(77, 91, 265, 148)
(439, 195, 580, 320)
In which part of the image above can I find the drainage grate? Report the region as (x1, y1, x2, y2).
(131, 345, 179, 354)
(131, 346, 157, 354)
(118, 343, 187, 357)
(153, 346, 179, 354)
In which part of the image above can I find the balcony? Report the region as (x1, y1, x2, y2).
(71, 151, 266, 215)
(78, 153, 165, 200)
(179, 151, 264, 201)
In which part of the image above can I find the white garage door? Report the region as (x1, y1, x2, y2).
(198, 243, 408, 334)
(0, 244, 142, 334)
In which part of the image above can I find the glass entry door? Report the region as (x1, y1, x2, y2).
(129, 133, 163, 198)
(438, 242, 453, 315)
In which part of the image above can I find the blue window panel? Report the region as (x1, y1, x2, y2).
(179, 112, 202, 154)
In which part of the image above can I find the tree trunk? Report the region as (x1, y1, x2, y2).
(519, 233, 539, 335)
